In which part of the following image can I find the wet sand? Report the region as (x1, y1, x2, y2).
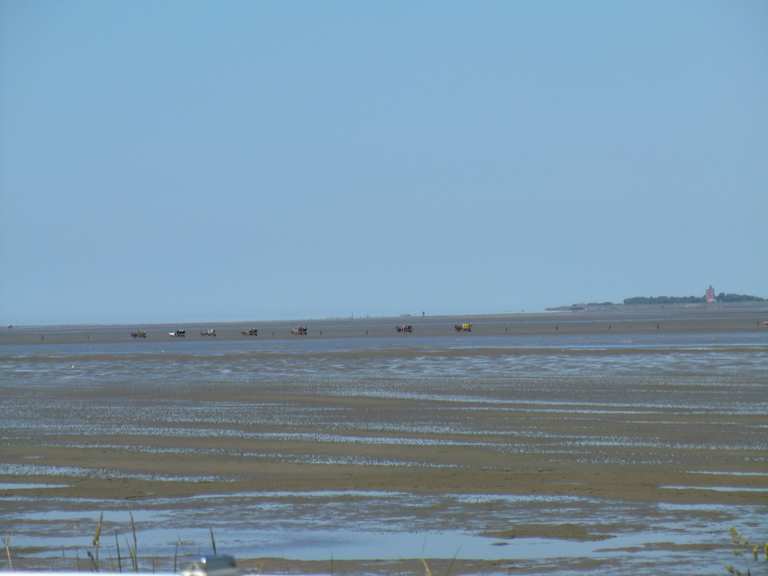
(2, 302, 767, 345)
(1, 306, 767, 574)
(2, 386, 766, 505)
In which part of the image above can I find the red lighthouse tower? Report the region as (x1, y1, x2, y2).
(705, 285, 716, 304)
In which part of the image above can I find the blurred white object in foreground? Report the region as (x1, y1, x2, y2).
(181, 555, 238, 576)
(6, 555, 297, 576)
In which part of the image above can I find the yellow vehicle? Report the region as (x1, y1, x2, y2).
(454, 322, 472, 333)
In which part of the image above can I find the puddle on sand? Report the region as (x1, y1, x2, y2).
(0, 463, 228, 483)
(3, 489, 765, 576)
(5, 509, 172, 523)
(0, 482, 69, 490)
(660, 485, 768, 493)
(688, 470, 768, 478)
(4, 525, 730, 563)
(8, 523, 757, 576)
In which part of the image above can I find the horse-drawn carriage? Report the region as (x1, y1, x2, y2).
(200, 328, 217, 337)
(291, 326, 308, 336)
(454, 322, 472, 333)
(396, 324, 413, 334)
(241, 328, 259, 336)
(168, 329, 186, 337)
(130, 329, 147, 338)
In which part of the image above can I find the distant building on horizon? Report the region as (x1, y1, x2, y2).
(705, 285, 716, 304)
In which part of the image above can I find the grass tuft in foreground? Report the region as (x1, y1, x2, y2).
(726, 527, 767, 575)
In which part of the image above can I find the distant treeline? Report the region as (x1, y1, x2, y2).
(623, 296, 702, 305)
(624, 293, 765, 305)
(715, 293, 767, 302)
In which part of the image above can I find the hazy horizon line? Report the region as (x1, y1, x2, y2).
(6, 299, 768, 330)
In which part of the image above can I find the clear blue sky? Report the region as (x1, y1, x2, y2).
(1, 1, 766, 325)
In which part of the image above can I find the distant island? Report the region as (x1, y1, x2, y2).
(547, 289, 765, 311)
(623, 293, 765, 305)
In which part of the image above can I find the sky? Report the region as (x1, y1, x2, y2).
(1, 0, 766, 325)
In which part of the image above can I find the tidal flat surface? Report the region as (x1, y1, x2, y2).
(1, 319, 767, 575)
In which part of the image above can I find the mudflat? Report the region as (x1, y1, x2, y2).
(2, 302, 767, 345)
(1, 306, 767, 574)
